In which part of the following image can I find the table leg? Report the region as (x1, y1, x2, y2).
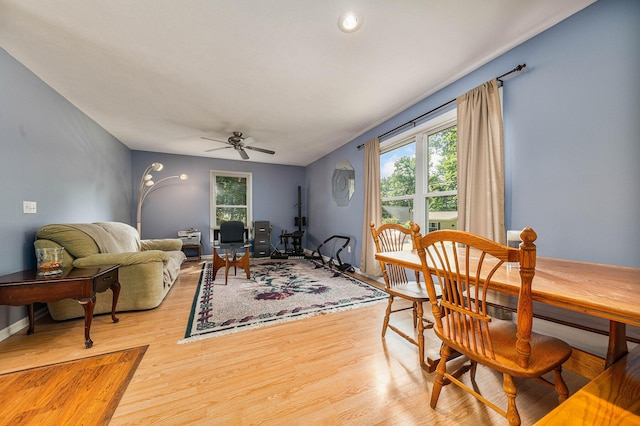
(78, 297, 95, 348)
(110, 281, 121, 323)
(212, 247, 227, 281)
(423, 357, 439, 373)
(605, 320, 628, 369)
(238, 249, 251, 279)
(27, 303, 35, 335)
(216, 246, 250, 285)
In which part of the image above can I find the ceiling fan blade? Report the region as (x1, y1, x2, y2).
(201, 136, 229, 144)
(205, 146, 232, 153)
(245, 145, 275, 155)
(238, 148, 250, 160)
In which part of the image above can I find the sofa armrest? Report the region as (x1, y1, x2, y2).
(141, 239, 183, 252)
(72, 250, 169, 268)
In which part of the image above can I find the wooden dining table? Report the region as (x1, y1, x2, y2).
(375, 250, 640, 376)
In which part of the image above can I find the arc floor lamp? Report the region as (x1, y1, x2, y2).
(136, 162, 188, 235)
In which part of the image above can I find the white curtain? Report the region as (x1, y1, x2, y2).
(458, 79, 510, 319)
(360, 137, 382, 276)
(457, 79, 506, 244)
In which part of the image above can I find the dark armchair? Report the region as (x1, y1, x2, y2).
(219, 220, 245, 243)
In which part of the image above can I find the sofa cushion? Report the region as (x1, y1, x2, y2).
(163, 250, 186, 287)
(141, 239, 183, 251)
(35, 224, 100, 258)
(94, 222, 141, 253)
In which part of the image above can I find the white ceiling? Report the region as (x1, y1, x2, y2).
(0, 0, 595, 166)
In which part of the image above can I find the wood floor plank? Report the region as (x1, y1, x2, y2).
(0, 262, 589, 425)
(0, 345, 147, 425)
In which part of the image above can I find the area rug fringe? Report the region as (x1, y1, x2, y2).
(178, 300, 382, 344)
(178, 259, 387, 344)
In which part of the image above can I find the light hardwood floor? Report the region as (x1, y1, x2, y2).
(0, 262, 588, 425)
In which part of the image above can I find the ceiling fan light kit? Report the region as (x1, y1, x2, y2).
(201, 131, 275, 160)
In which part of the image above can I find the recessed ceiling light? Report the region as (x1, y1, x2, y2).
(338, 11, 363, 33)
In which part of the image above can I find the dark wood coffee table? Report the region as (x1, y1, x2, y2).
(0, 265, 120, 348)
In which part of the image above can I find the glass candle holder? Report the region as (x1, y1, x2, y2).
(36, 247, 64, 276)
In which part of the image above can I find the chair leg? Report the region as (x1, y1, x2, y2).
(469, 360, 478, 381)
(503, 373, 521, 426)
(430, 344, 451, 409)
(553, 367, 569, 403)
(412, 302, 418, 328)
(382, 296, 394, 337)
(232, 249, 238, 276)
(416, 302, 426, 368)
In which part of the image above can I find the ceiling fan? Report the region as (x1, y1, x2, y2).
(201, 131, 275, 160)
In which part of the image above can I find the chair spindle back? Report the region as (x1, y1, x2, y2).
(412, 225, 537, 369)
(370, 222, 414, 289)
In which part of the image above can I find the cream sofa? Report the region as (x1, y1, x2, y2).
(34, 222, 186, 320)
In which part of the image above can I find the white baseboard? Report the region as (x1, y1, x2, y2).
(0, 307, 48, 343)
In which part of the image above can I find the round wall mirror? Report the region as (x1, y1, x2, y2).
(332, 160, 355, 206)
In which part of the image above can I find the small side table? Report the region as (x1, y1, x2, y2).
(0, 265, 121, 348)
(182, 243, 201, 262)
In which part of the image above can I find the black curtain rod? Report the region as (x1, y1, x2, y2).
(357, 63, 526, 149)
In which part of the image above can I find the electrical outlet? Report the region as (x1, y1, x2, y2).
(347, 246, 351, 253)
(23, 201, 37, 214)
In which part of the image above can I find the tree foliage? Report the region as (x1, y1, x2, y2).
(428, 126, 457, 211)
(380, 126, 458, 224)
(215, 176, 248, 223)
(381, 156, 415, 199)
(216, 176, 247, 205)
(381, 156, 415, 226)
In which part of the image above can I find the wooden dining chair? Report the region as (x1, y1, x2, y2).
(411, 224, 572, 426)
(370, 222, 437, 372)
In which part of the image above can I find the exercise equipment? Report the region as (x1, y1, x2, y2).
(271, 186, 306, 259)
(307, 235, 355, 275)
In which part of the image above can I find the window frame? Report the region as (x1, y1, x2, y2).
(209, 170, 253, 242)
(380, 109, 457, 232)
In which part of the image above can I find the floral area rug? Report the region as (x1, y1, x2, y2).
(179, 259, 387, 343)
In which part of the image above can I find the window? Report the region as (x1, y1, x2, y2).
(380, 138, 415, 228)
(380, 109, 457, 233)
(210, 170, 252, 239)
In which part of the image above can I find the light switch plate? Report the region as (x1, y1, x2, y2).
(23, 201, 37, 214)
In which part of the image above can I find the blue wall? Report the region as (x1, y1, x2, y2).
(132, 150, 305, 256)
(0, 48, 131, 327)
(306, 0, 640, 269)
(1, 0, 638, 338)
(304, 141, 364, 266)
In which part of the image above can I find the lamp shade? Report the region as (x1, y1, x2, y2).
(136, 162, 186, 236)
